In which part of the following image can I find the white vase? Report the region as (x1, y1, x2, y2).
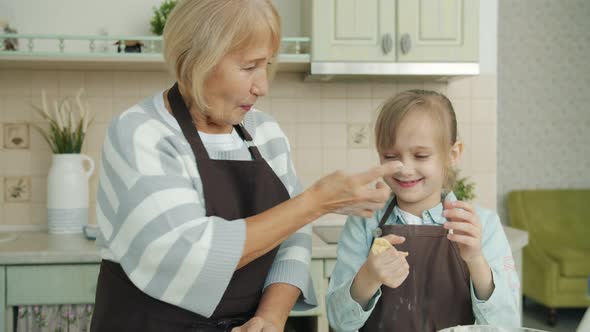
(47, 154, 95, 234)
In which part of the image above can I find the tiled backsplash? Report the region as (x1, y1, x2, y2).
(0, 70, 497, 229)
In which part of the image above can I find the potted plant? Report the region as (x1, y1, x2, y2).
(150, 0, 177, 35)
(32, 89, 95, 234)
(453, 172, 476, 201)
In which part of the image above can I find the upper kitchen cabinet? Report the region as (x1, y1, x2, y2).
(309, 0, 479, 63)
(396, 0, 479, 62)
(311, 0, 397, 62)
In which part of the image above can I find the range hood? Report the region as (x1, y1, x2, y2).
(307, 62, 479, 81)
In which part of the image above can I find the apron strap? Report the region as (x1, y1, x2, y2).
(234, 123, 263, 161)
(168, 82, 263, 161)
(168, 82, 210, 160)
(378, 198, 396, 228)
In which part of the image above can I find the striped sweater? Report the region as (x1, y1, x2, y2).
(95, 91, 317, 318)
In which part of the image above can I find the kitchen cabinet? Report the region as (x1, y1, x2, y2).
(310, 0, 479, 63)
(311, 0, 397, 62)
(0, 232, 333, 332)
(397, 0, 479, 62)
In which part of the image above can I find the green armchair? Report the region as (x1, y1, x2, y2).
(508, 189, 590, 325)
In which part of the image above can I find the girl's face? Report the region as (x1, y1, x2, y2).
(379, 110, 461, 216)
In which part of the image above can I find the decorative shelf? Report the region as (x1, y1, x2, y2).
(0, 34, 310, 72)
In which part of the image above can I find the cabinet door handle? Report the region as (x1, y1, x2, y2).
(382, 33, 393, 55)
(400, 33, 412, 54)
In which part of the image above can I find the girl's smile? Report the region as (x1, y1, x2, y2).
(395, 177, 424, 188)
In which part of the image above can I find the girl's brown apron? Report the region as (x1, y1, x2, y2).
(91, 83, 290, 331)
(360, 200, 475, 332)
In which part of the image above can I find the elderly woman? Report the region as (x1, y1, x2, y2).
(90, 0, 397, 331)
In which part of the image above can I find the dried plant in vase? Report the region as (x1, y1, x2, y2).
(32, 88, 93, 153)
(31, 88, 96, 234)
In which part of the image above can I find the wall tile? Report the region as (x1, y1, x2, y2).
(322, 123, 347, 148)
(371, 82, 397, 99)
(424, 82, 448, 95)
(31, 176, 47, 204)
(113, 72, 141, 97)
(58, 71, 85, 97)
(321, 99, 347, 123)
(346, 99, 373, 123)
(472, 99, 497, 124)
(295, 148, 323, 175)
(295, 123, 322, 148)
(321, 82, 347, 98)
(296, 82, 322, 99)
(32, 71, 59, 97)
(254, 97, 272, 114)
(4, 176, 31, 203)
(457, 122, 473, 175)
(85, 72, 114, 97)
(347, 148, 378, 173)
(397, 82, 424, 93)
(472, 124, 497, 173)
(471, 75, 497, 99)
(84, 123, 109, 153)
(112, 97, 139, 117)
(447, 77, 472, 99)
(0, 70, 494, 228)
(271, 98, 298, 123)
(1, 151, 31, 176)
(0, 70, 32, 97)
(3, 123, 29, 149)
(31, 203, 47, 226)
(323, 148, 348, 173)
(471, 173, 497, 211)
(269, 73, 299, 98)
(87, 98, 114, 123)
(451, 99, 472, 124)
(295, 99, 322, 123)
(138, 72, 174, 97)
(29, 123, 51, 151)
(30, 150, 52, 176)
(3, 203, 31, 225)
(347, 83, 372, 98)
(2, 97, 32, 122)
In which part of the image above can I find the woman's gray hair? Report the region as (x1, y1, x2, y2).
(163, 0, 281, 111)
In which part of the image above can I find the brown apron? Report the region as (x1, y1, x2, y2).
(91, 83, 290, 331)
(360, 200, 475, 332)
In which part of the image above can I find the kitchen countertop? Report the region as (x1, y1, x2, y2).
(0, 226, 527, 265)
(0, 230, 336, 265)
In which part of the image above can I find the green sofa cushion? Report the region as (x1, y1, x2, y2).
(547, 248, 590, 277)
(558, 276, 588, 292)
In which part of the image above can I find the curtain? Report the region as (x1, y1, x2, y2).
(16, 304, 93, 332)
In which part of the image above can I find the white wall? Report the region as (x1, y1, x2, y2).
(497, 0, 590, 222)
(479, 0, 497, 75)
(0, 0, 162, 35)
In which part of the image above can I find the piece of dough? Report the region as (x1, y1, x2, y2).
(371, 237, 409, 256)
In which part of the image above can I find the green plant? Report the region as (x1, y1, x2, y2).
(32, 89, 93, 154)
(453, 174, 476, 201)
(150, 0, 177, 35)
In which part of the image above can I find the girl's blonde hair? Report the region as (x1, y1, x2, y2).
(163, 0, 281, 111)
(374, 89, 459, 190)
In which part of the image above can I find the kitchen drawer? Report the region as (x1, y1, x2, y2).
(289, 259, 324, 317)
(324, 259, 337, 279)
(6, 264, 100, 305)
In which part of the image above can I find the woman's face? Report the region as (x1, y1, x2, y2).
(196, 40, 274, 134)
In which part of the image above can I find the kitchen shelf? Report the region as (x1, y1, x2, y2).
(0, 34, 310, 72)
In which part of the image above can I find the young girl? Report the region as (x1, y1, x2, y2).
(326, 90, 520, 331)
